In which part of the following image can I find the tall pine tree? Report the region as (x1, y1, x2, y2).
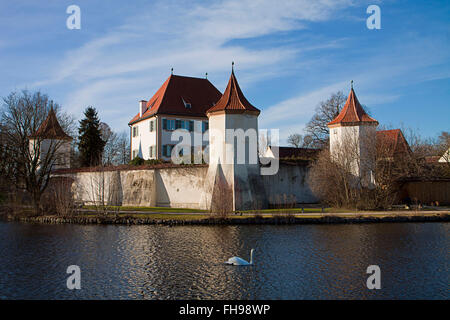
(78, 107, 106, 167)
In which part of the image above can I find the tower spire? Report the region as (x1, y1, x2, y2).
(232, 61, 234, 72)
(351, 80, 353, 89)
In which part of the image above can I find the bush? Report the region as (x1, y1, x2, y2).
(144, 159, 163, 165)
(41, 177, 75, 216)
(129, 157, 164, 166)
(129, 156, 144, 165)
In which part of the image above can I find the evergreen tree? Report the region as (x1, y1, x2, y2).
(78, 107, 106, 167)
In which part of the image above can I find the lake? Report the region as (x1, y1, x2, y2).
(0, 221, 448, 299)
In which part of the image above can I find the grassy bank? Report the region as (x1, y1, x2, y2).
(2, 210, 449, 226)
(82, 205, 207, 213)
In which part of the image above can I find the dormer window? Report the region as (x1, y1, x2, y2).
(182, 97, 191, 109)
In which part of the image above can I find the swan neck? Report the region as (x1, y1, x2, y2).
(250, 250, 253, 264)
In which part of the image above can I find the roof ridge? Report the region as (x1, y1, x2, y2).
(351, 89, 361, 122)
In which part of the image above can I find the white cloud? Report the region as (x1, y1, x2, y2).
(260, 81, 348, 142)
(19, 0, 448, 140)
(28, 0, 353, 131)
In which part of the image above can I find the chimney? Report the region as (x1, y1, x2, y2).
(139, 100, 147, 117)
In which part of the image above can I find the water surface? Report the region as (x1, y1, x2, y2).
(0, 222, 448, 299)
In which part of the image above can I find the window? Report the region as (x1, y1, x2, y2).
(182, 98, 191, 109)
(163, 118, 196, 132)
(149, 146, 156, 158)
(163, 118, 175, 131)
(132, 126, 139, 137)
(149, 120, 154, 132)
(132, 150, 138, 159)
(202, 121, 209, 133)
(163, 145, 174, 157)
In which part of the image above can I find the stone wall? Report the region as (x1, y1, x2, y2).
(154, 166, 208, 208)
(262, 162, 318, 206)
(56, 165, 209, 209)
(54, 162, 317, 210)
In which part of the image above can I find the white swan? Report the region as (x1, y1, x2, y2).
(225, 249, 254, 266)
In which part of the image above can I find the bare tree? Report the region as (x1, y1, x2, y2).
(287, 133, 314, 148)
(437, 131, 450, 168)
(0, 90, 73, 214)
(287, 133, 303, 148)
(100, 122, 118, 165)
(116, 131, 131, 165)
(210, 175, 233, 218)
(308, 127, 433, 210)
(41, 177, 75, 216)
(305, 91, 346, 148)
(99, 123, 130, 165)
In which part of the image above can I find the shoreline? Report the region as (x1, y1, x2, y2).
(1, 212, 449, 226)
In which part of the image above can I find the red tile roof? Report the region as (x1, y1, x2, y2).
(328, 88, 378, 126)
(30, 108, 72, 140)
(128, 74, 222, 125)
(207, 70, 260, 115)
(376, 129, 411, 156)
(425, 155, 441, 163)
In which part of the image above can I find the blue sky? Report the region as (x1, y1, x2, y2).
(1, 0, 449, 143)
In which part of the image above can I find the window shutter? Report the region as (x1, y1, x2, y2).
(162, 119, 167, 130)
(189, 121, 194, 132)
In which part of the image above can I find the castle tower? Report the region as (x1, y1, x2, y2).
(29, 108, 73, 170)
(327, 83, 378, 183)
(201, 65, 267, 211)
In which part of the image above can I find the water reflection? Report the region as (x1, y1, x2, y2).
(0, 222, 448, 299)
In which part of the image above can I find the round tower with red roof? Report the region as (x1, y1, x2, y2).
(327, 83, 378, 182)
(29, 107, 73, 170)
(201, 64, 267, 211)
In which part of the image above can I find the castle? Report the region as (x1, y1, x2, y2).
(43, 66, 429, 210)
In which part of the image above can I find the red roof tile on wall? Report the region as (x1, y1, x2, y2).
(207, 70, 260, 115)
(128, 75, 222, 125)
(276, 147, 321, 159)
(328, 88, 378, 126)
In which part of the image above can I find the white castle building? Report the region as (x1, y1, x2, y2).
(128, 73, 222, 161)
(58, 68, 412, 210)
